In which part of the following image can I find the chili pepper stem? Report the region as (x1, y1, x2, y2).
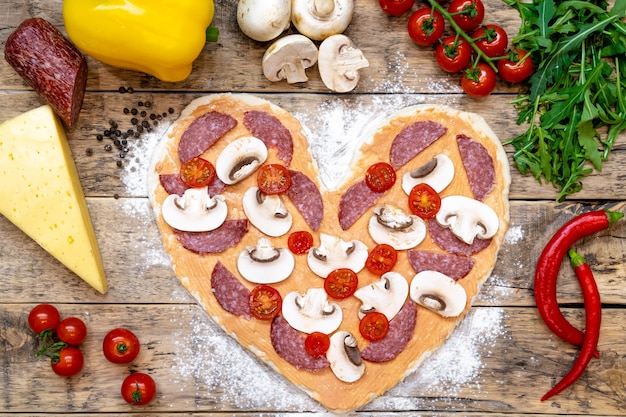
(606, 210, 624, 224)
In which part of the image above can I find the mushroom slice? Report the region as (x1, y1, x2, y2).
(307, 233, 368, 278)
(262, 34, 318, 84)
(354, 272, 409, 320)
(318, 34, 369, 93)
(435, 195, 500, 245)
(237, 237, 295, 284)
(409, 270, 467, 317)
(161, 186, 227, 232)
(282, 287, 342, 334)
(216, 136, 268, 185)
(326, 331, 365, 383)
(291, 0, 354, 41)
(402, 154, 455, 195)
(242, 186, 293, 237)
(368, 204, 426, 250)
(237, 0, 291, 42)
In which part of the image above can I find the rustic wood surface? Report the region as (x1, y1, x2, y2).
(1, 0, 626, 415)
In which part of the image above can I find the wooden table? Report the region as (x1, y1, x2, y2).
(2, 0, 626, 415)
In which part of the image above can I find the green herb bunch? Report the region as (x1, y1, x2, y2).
(503, 0, 626, 201)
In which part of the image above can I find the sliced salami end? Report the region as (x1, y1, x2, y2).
(456, 134, 495, 201)
(338, 180, 383, 230)
(286, 170, 324, 231)
(361, 301, 417, 363)
(389, 121, 447, 169)
(173, 219, 248, 253)
(5, 18, 87, 127)
(428, 219, 491, 256)
(178, 111, 237, 163)
(407, 249, 474, 280)
(270, 315, 330, 371)
(243, 110, 294, 166)
(211, 262, 251, 319)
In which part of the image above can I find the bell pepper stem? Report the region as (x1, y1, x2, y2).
(206, 26, 219, 42)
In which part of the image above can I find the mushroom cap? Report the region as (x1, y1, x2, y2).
(307, 233, 368, 278)
(402, 153, 455, 195)
(435, 195, 500, 244)
(237, 237, 295, 284)
(318, 34, 369, 93)
(161, 187, 227, 232)
(242, 186, 293, 237)
(282, 287, 343, 334)
(215, 136, 268, 185)
(262, 34, 318, 84)
(326, 331, 365, 382)
(353, 271, 409, 320)
(237, 0, 291, 42)
(409, 270, 467, 317)
(291, 0, 354, 41)
(368, 204, 427, 250)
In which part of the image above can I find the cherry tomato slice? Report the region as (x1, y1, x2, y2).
(378, 0, 415, 16)
(249, 285, 282, 320)
(365, 162, 396, 193)
(304, 332, 331, 357)
(359, 312, 390, 342)
(180, 157, 216, 188)
(257, 164, 292, 195)
(102, 328, 141, 364)
(28, 303, 61, 335)
(57, 317, 88, 346)
(408, 183, 441, 219)
(51, 346, 84, 377)
(288, 230, 314, 255)
(365, 244, 398, 275)
(121, 372, 157, 405)
(324, 268, 359, 299)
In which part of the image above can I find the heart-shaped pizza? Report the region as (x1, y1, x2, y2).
(148, 93, 510, 411)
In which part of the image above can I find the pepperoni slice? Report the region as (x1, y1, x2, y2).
(285, 170, 324, 231)
(407, 249, 475, 280)
(270, 316, 330, 370)
(338, 180, 383, 230)
(243, 110, 294, 166)
(456, 134, 495, 201)
(174, 219, 248, 253)
(361, 301, 417, 363)
(210, 262, 251, 319)
(178, 111, 237, 163)
(389, 121, 447, 169)
(428, 219, 492, 256)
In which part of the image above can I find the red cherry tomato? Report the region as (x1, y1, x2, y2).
(498, 49, 534, 83)
(408, 183, 441, 219)
(365, 162, 396, 193)
(249, 285, 282, 320)
(180, 157, 216, 188)
(257, 164, 292, 195)
(28, 304, 61, 334)
(121, 372, 157, 405)
(378, 0, 415, 16)
(103, 328, 141, 364)
(435, 36, 472, 73)
(288, 230, 314, 255)
(57, 317, 88, 346)
(472, 24, 508, 58)
(359, 312, 390, 342)
(365, 244, 398, 275)
(304, 332, 331, 357)
(462, 62, 497, 98)
(448, 0, 485, 32)
(408, 8, 445, 47)
(324, 268, 359, 299)
(51, 346, 84, 377)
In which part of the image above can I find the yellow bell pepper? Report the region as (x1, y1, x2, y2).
(62, 0, 215, 82)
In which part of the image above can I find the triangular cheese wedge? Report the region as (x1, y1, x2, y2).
(0, 105, 107, 293)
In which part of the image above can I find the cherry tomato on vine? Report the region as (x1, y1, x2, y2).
(28, 304, 61, 334)
(461, 62, 497, 98)
(288, 230, 314, 255)
(57, 317, 88, 346)
(51, 346, 84, 377)
(498, 49, 534, 83)
(408, 183, 441, 218)
(121, 372, 157, 405)
(103, 328, 141, 364)
(365, 244, 398, 275)
(325, 268, 359, 299)
(359, 312, 390, 342)
(365, 162, 396, 192)
(472, 24, 508, 58)
(378, 0, 415, 16)
(249, 285, 282, 320)
(448, 0, 485, 32)
(180, 157, 216, 188)
(435, 36, 472, 73)
(408, 8, 445, 47)
(304, 332, 331, 357)
(257, 164, 292, 194)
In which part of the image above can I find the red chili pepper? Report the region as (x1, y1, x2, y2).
(541, 249, 602, 401)
(534, 210, 621, 356)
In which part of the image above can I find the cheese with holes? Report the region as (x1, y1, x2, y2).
(0, 105, 107, 293)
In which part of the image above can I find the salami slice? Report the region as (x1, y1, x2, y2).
(456, 134, 495, 201)
(174, 219, 248, 253)
(159, 174, 188, 196)
(178, 111, 237, 163)
(270, 315, 330, 371)
(361, 301, 417, 363)
(389, 121, 447, 169)
(211, 262, 251, 319)
(428, 219, 491, 256)
(286, 170, 323, 231)
(338, 180, 384, 230)
(243, 110, 294, 166)
(407, 249, 474, 280)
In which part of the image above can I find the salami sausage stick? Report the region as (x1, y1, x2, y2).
(4, 18, 87, 127)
